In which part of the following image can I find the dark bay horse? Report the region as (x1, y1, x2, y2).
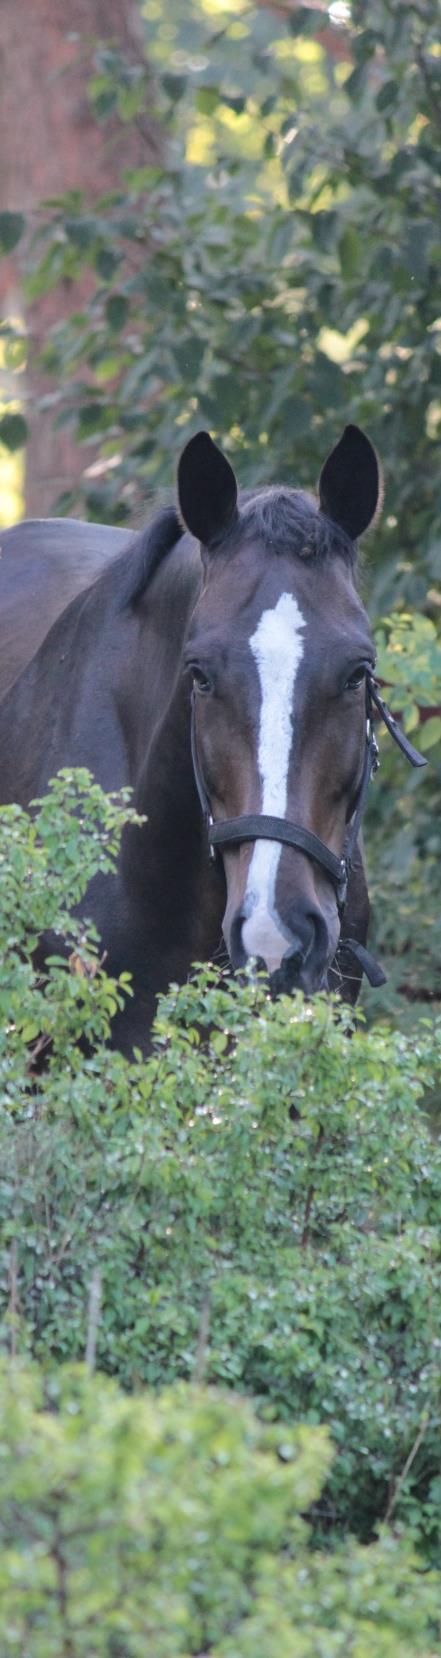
(0, 425, 382, 1053)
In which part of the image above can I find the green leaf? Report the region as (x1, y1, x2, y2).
(376, 79, 398, 112)
(338, 227, 361, 278)
(196, 87, 220, 115)
(19, 1022, 40, 1043)
(311, 211, 338, 252)
(345, 64, 367, 101)
(0, 211, 25, 253)
(64, 216, 95, 250)
(224, 94, 246, 114)
(95, 247, 119, 280)
(77, 401, 107, 437)
(3, 335, 27, 371)
(418, 716, 441, 751)
(173, 338, 205, 378)
(288, 6, 320, 35)
(0, 412, 27, 450)
(105, 294, 129, 332)
(161, 73, 187, 102)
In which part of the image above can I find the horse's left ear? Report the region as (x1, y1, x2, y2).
(177, 431, 238, 547)
(319, 424, 381, 540)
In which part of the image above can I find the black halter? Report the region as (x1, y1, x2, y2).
(190, 674, 426, 989)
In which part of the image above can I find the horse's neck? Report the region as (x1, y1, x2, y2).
(1, 532, 199, 798)
(114, 550, 226, 969)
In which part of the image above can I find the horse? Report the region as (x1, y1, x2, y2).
(0, 517, 131, 703)
(0, 423, 387, 1054)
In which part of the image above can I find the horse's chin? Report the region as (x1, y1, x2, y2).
(228, 947, 330, 999)
(268, 959, 329, 998)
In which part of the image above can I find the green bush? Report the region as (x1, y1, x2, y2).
(366, 612, 441, 1018)
(0, 768, 138, 1067)
(0, 1363, 439, 1657)
(1, 777, 440, 1562)
(3, 0, 441, 1006)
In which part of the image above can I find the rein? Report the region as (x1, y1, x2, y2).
(190, 675, 427, 989)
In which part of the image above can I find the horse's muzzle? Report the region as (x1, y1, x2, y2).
(269, 934, 328, 996)
(230, 903, 330, 996)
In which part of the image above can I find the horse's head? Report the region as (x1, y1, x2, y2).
(178, 426, 380, 994)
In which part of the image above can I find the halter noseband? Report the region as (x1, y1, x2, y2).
(190, 674, 426, 989)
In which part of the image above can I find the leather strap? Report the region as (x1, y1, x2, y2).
(368, 680, 427, 767)
(190, 688, 213, 828)
(338, 937, 387, 988)
(190, 675, 427, 986)
(210, 813, 347, 892)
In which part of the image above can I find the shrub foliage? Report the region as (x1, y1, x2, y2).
(1, 777, 441, 1656)
(1, 0, 440, 1004)
(1, 0, 441, 1639)
(1, 1364, 440, 1657)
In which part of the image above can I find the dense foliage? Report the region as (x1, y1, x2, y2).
(16, 0, 441, 590)
(0, 3, 440, 1645)
(1, 779, 441, 1656)
(1, 1365, 440, 1657)
(1, 0, 440, 1007)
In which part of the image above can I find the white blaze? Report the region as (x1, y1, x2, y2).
(242, 592, 305, 973)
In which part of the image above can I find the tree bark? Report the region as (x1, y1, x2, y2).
(0, 0, 159, 516)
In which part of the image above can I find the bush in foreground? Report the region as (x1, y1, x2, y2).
(1, 776, 440, 1563)
(0, 1363, 440, 1658)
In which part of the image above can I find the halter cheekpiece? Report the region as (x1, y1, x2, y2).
(190, 674, 426, 990)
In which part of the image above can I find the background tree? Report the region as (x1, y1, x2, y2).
(0, 0, 159, 513)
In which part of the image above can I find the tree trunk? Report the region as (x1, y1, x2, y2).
(0, 0, 159, 516)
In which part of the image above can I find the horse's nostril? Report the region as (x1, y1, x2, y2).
(287, 907, 328, 963)
(229, 911, 247, 968)
(277, 910, 330, 995)
(283, 936, 306, 964)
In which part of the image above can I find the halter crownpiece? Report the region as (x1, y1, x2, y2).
(190, 674, 427, 989)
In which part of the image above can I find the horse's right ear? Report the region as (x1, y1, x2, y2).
(319, 425, 381, 541)
(177, 432, 238, 547)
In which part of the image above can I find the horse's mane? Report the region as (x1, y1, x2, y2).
(112, 507, 184, 609)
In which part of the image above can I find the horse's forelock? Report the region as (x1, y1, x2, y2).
(113, 483, 355, 615)
(222, 487, 356, 566)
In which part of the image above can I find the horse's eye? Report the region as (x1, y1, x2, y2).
(191, 665, 213, 696)
(344, 666, 368, 692)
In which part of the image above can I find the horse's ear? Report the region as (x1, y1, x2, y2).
(177, 431, 238, 547)
(319, 424, 381, 540)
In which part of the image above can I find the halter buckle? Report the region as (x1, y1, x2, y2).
(366, 708, 380, 774)
(337, 857, 349, 910)
(369, 723, 380, 774)
(207, 813, 217, 861)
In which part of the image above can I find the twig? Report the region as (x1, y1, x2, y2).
(85, 1266, 102, 1371)
(301, 1125, 324, 1247)
(415, 42, 441, 137)
(52, 1517, 75, 1658)
(8, 1238, 19, 1358)
(194, 1294, 211, 1385)
(384, 1413, 430, 1524)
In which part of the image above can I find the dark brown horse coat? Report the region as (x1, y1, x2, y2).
(0, 427, 380, 1052)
